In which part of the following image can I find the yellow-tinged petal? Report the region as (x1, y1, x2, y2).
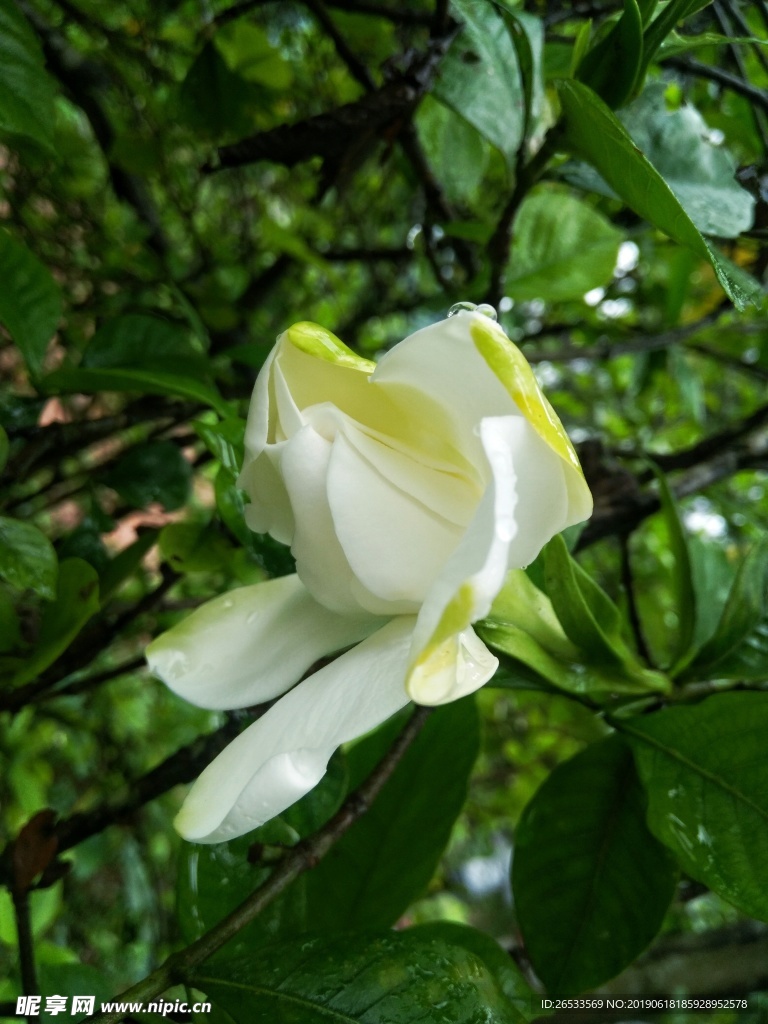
(406, 582, 475, 699)
(470, 317, 582, 474)
(284, 321, 376, 374)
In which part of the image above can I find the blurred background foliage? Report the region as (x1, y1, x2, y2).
(1, 0, 768, 1021)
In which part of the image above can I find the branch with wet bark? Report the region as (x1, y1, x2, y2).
(84, 707, 432, 1024)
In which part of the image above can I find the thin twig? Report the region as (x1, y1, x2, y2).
(85, 706, 432, 1024)
(12, 889, 38, 997)
(662, 55, 768, 114)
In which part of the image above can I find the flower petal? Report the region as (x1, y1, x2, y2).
(174, 616, 415, 843)
(406, 415, 569, 702)
(469, 315, 593, 525)
(407, 625, 498, 705)
(327, 425, 465, 607)
(147, 574, 381, 710)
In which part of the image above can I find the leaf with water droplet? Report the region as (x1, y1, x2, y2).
(185, 929, 524, 1023)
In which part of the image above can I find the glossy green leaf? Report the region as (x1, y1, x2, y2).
(683, 539, 768, 680)
(577, 0, 644, 108)
(623, 692, 768, 921)
(176, 753, 346, 955)
(12, 558, 99, 686)
(555, 78, 759, 309)
(564, 86, 755, 239)
(0, 0, 55, 151)
(623, 86, 753, 237)
(43, 366, 230, 416)
(100, 440, 192, 511)
(82, 314, 210, 378)
(306, 699, 479, 932)
(0, 228, 62, 378)
(0, 515, 57, 599)
(435, 0, 524, 172)
(185, 930, 523, 1024)
(412, 922, 532, 1020)
(176, 832, 307, 956)
(513, 735, 678, 993)
(506, 189, 623, 302)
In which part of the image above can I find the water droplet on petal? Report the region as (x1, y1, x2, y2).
(475, 303, 498, 320)
(447, 301, 477, 317)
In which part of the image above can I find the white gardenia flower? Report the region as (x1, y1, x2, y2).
(147, 307, 593, 843)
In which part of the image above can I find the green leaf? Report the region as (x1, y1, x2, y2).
(621, 85, 753, 237)
(159, 522, 232, 574)
(306, 699, 479, 932)
(0, 228, 62, 378)
(101, 440, 192, 511)
(99, 528, 159, 601)
(176, 833, 308, 956)
(555, 78, 759, 309)
(415, 96, 488, 207)
(185, 930, 523, 1024)
(82, 314, 210, 378)
(0, 515, 57, 599)
(480, 564, 668, 698)
(12, 559, 99, 686)
(622, 692, 768, 921)
(176, 753, 346, 955)
(0, 0, 56, 151)
(543, 534, 627, 667)
(513, 735, 678, 993)
(0, 424, 8, 474)
(193, 416, 245, 472)
(562, 86, 756, 239)
(435, 0, 524, 172)
(506, 189, 623, 302)
(683, 539, 768, 682)
(178, 40, 259, 138)
(641, 0, 715, 74)
(653, 469, 696, 670)
(577, 0, 644, 108)
(412, 922, 532, 1020)
(43, 366, 230, 417)
(658, 30, 768, 58)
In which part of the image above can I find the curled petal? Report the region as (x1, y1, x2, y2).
(174, 616, 415, 843)
(406, 415, 568, 703)
(407, 625, 498, 706)
(147, 574, 381, 710)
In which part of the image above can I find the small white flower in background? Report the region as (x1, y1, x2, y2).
(147, 306, 593, 843)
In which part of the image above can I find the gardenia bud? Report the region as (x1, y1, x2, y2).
(147, 307, 592, 842)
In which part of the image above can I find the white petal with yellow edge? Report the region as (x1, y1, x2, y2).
(174, 615, 415, 843)
(407, 414, 570, 704)
(147, 574, 381, 711)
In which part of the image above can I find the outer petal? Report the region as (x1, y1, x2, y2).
(406, 415, 569, 705)
(147, 574, 381, 710)
(174, 616, 415, 843)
